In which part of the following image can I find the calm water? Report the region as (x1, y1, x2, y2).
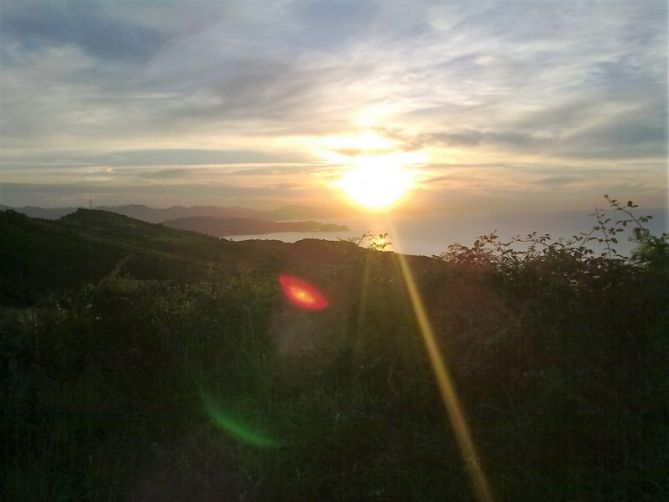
(227, 208, 668, 258)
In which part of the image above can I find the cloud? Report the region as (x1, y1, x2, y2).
(1, 0, 169, 63)
(0, 148, 313, 171)
(0, 0, 666, 208)
(0, 180, 328, 208)
(288, 0, 379, 50)
(393, 93, 667, 161)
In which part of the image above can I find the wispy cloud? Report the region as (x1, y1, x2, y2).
(1, 0, 169, 63)
(0, 0, 666, 208)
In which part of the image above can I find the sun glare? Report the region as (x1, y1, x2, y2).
(339, 161, 414, 210)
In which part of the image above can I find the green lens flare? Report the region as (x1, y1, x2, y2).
(200, 391, 285, 449)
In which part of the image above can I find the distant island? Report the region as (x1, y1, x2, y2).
(163, 216, 349, 236)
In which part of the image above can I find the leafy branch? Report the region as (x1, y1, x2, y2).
(440, 195, 662, 268)
(342, 232, 392, 251)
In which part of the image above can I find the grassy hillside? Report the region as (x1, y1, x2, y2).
(0, 209, 226, 306)
(0, 209, 355, 306)
(1, 206, 668, 501)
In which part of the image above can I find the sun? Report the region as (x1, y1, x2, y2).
(339, 161, 414, 210)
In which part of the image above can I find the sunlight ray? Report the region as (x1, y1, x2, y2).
(388, 219, 495, 502)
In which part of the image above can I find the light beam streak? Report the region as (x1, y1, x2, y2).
(387, 217, 494, 502)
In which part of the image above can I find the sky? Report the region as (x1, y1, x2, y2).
(0, 0, 667, 212)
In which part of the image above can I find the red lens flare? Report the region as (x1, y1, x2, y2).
(278, 274, 329, 311)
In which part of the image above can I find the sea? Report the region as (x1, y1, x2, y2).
(227, 208, 668, 258)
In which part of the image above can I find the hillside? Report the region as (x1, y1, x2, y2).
(1, 208, 668, 501)
(2, 205, 80, 219)
(163, 216, 349, 236)
(0, 209, 226, 306)
(0, 209, 360, 307)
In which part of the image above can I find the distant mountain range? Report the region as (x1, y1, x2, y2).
(0, 203, 344, 223)
(0, 204, 79, 220)
(0, 204, 348, 237)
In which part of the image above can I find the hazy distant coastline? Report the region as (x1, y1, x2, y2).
(2, 203, 666, 257)
(233, 208, 669, 257)
(0, 203, 350, 237)
(163, 216, 348, 236)
(0, 203, 342, 223)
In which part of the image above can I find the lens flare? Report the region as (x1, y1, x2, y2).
(279, 274, 329, 311)
(201, 391, 284, 448)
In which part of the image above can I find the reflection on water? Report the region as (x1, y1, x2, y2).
(226, 209, 668, 257)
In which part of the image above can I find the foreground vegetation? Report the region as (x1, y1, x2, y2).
(1, 200, 667, 501)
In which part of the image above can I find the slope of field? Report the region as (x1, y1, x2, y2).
(1, 208, 667, 501)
